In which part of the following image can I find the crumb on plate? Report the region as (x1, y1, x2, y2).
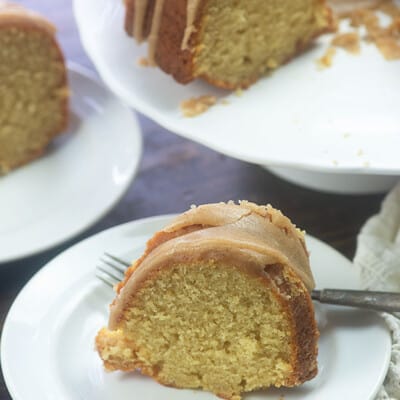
(138, 57, 150, 67)
(331, 32, 361, 54)
(180, 95, 217, 117)
(377, 0, 400, 18)
(317, 47, 337, 68)
(375, 35, 400, 58)
(235, 88, 244, 97)
(326, 1, 400, 63)
(349, 8, 379, 29)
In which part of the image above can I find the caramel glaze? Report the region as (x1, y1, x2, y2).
(110, 201, 315, 330)
(129, 0, 201, 64)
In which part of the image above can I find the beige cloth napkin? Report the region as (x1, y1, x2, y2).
(354, 183, 400, 399)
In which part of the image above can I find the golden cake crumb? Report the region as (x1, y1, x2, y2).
(388, 17, 400, 37)
(180, 95, 217, 117)
(324, 1, 400, 64)
(375, 36, 400, 58)
(137, 57, 150, 67)
(349, 8, 379, 29)
(235, 88, 244, 97)
(377, 0, 400, 18)
(331, 0, 383, 18)
(368, 12, 400, 59)
(331, 32, 361, 54)
(317, 47, 337, 68)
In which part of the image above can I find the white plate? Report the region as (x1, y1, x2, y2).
(0, 64, 142, 263)
(73, 0, 400, 178)
(1, 215, 391, 400)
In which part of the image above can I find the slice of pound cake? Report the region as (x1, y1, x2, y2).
(124, 0, 335, 89)
(96, 201, 319, 400)
(0, 2, 68, 174)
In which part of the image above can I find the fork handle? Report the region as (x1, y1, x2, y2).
(311, 289, 400, 312)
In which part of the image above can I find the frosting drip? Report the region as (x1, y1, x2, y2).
(182, 0, 202, 50)
(130, 0, 201, 63)
(132, 0, 149, 43)
(147, 0, 165, 65)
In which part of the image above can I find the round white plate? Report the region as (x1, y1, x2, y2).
(73, 0, 400, 182)
(1, 215, 391, 400)
(0, 64, 142, 263)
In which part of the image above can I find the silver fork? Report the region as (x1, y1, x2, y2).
(96, 252, 131, 287)
(97, 253, 400, 313)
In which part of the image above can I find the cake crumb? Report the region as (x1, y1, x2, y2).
(220, 99, 230, 105)
(138, 57, 150, 67)
(317, 47, 337, 68)
(326, 1, 400, 64)
(332, 159, 339, 166)
(363, 160, 371, 167)
(357, 149, 364, 156)
(235, 88, 244, 97)
(349, 8, 379, 29)
(377, 0, 400, 18)
(180, 95, 217, 117)
(349, 2, 400, 59)
(375, 35, 400, 59)
(331, 32, 361, 54)
(343, 132, 351, 138)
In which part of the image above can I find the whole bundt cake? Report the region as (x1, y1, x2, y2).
(124, 0, 335, 89)
(96, 201, 319, 400)
(0, 2, 68, 174)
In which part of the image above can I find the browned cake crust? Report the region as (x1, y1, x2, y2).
(125, 0, 155, 39)
(0, 3, 68, 173)
(125, 0, 197, 83)
(124, 0, 335, 89)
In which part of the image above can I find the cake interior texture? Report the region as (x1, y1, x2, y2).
(193, 0, 333, 87)
(97, 261, 308, 398)
(0, 25, 67, 173)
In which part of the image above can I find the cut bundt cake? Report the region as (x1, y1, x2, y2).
(124, 0, 335, 89)
(0, 2, 68, 174)
(96, 201, 319, 399)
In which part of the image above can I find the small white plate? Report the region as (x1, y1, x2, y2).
(1, 215, 391, 400)
(0, 64, 142, 263)
(73, 0, 400, 191)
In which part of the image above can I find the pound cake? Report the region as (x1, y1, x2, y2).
(0, 2, 68, 174)
(124, 0, 335, 89)
(96, 201, 319, 399)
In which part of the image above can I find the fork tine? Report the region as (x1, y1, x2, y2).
(104, 252, 131, 267)
(100, 257, 127, 275)
(96, 253, 131, 288)
(97, 264, 124, 282)
(96, 270, 118, 287)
